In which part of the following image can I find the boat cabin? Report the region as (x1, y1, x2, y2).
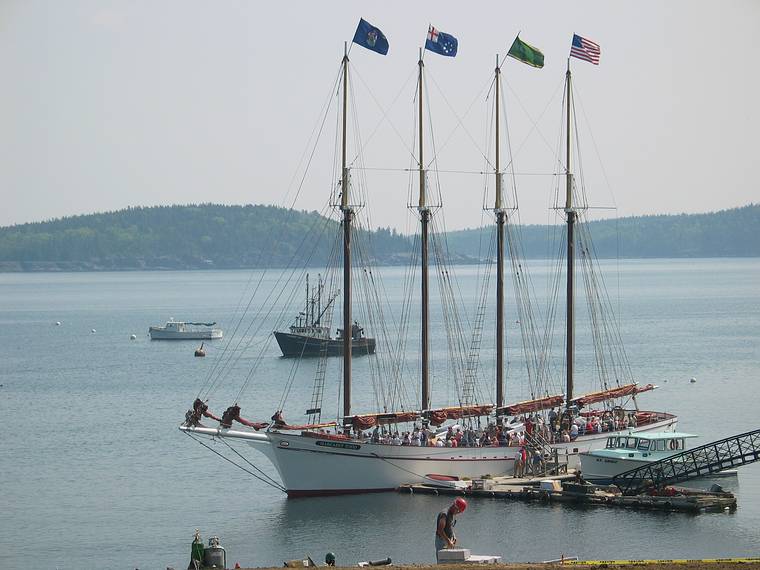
(289, 324, 331, 339)
(337, 322, 367, 341)
(603, 432, 698, 456)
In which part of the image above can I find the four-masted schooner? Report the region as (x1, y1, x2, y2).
(180, 24, 676, 497)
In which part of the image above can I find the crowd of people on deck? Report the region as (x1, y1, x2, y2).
(354, 422, 525, 448)
(345, 407, 642, 447)
(541, 407, 640, 444)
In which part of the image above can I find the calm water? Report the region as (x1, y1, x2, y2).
(1, 259, 759, 569)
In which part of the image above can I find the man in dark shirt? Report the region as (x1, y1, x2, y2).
(435, 497, 467, 559)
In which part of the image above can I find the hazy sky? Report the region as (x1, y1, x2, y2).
(0, 1, 758, 230)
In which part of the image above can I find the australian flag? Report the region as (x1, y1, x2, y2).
(352, 18, 389, 55)
(425, 25, 458, 57)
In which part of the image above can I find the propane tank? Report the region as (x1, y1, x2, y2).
(190, 529, 204, 569)
(203, 536, 227, 569)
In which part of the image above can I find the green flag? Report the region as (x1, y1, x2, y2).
(507, 35, 544, 68)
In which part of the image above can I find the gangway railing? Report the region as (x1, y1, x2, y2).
(612, 427, 760, 495)
(525, 431, 568, 477)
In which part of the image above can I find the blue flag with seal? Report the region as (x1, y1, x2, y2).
(425, 25, 458, 57)
(352, 18, 389, 55)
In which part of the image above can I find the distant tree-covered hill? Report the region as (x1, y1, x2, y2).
(445, 204, 760, 259)
(0, 204, 411, 271)
(0, 203, 757, 271)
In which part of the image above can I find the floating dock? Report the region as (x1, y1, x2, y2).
(399, 473, 736, 513)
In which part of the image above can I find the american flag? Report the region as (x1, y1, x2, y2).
(570, 34, 601, 65)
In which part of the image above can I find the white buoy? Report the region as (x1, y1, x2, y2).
(130, 334, 137, 340)
(690, 377, 696, 383)
(55, 321, 61, 326)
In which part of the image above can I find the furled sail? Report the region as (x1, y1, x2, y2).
(425, 405, 494, 426)
(345, 411, 420, 431)
(496, 394, 565, 416)
(570, 383, 656, 408)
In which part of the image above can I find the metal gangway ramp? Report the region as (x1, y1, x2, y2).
(612, 427, 760, 495)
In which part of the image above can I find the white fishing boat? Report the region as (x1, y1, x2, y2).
(180, 26, 675, 497)
(149, 319, 222, 340)
(579, 432, 697, 483)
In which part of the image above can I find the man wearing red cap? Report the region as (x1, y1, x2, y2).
(435, 497, 467, 560)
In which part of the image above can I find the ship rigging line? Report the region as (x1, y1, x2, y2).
(202, 201, 335, 401)
(348, 64, 418, 167)
(203, 59, 348, 400)
(198, 204, 332, 397)
(353, 166, 560, 176)
(283, 64, 343, 208)
(233, 211, 338, 402)
(369, 452, 443, 482)
(183, 431, 285, 493)
(424, 68, 494, 170)
(277, 232, 341, 413)
(503, 74, 567, 175)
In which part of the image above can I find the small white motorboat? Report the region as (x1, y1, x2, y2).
(149, 319, 222, 340)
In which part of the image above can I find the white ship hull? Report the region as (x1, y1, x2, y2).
(181, 426, 519, 496)
(180, 413, 676, 497)
(579, 453, 653, 483)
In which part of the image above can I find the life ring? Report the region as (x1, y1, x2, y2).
(670, 439, 678, 450)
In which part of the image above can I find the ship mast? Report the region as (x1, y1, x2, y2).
(494, 55, 505, 410)
(418, 49, 430, 411)
(341, 43, 353, 419)
(564, 61, 575, 405)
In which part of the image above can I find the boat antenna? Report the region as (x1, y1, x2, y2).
(341, 41, 353, 421)
(306, 273, 310, 326)
(565, 57, 576, 405)
(317, 274, 322, 326)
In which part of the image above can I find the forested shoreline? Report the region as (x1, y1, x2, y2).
(0, 203, 757, 272)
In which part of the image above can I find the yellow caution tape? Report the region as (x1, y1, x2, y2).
(562, 558, 760, 566)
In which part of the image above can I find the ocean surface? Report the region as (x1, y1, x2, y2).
(1, 258, 759, 569)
